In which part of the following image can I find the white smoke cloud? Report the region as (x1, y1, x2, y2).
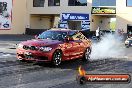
(90, 33, 125, 60)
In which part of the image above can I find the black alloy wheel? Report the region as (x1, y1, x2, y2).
(82, 47, 91, 62)
(52, 50, 62, 66)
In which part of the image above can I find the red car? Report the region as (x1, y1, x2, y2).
(17, 29, 92, 66)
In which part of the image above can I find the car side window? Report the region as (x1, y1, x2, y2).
(72, 32, 81, 40)
(72, 32, 87, 40)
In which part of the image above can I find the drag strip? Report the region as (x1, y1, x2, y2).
(0, 58, 129, 78)
(0, 58, 131, 88)
(0, 43, 131, 88)
(0, 52, 16, 57)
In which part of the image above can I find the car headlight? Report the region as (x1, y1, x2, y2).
(18, 44, 23, 49)
(40, 47, 52, 52)
(125, 40, 129, 44)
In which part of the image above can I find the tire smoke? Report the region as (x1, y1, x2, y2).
(90, 33, 125, 60)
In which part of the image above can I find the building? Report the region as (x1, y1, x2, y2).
(0, 0, 27, 34)
(0, 0, 132, 34)
(26, 0, 92, 35)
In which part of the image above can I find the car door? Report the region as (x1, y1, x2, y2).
(71, 32, 84, 56)
(71, 40, 82, 55)
(62, 31, 84, 60)
(61, 37, 80, 60)
(61, 40, 76, 60)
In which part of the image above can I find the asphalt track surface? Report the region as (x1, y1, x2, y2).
(0, 35, 131, 88)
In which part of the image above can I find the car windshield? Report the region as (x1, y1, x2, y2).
(37, 31, 67, 41)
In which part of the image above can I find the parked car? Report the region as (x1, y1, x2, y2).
(125, 37, 132, 48)
(17, 29, 92, 66)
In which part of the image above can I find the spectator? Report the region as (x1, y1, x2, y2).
(96, 27, 100, 40)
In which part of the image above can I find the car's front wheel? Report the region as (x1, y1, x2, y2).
(52, 50, 62, 66)
(82, 47, 91, 62)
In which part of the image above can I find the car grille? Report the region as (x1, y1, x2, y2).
(17, 54, 48, 60)
(23, 45, 38, 51)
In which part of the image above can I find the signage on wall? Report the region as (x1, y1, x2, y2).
(58, 21, 68, 29)
(81, 21, 90, 30)
(0, 0, 12, 30)
(61, 13, 89, 21)
(91, 7, 116, 14)
(59, 13, 90, 30)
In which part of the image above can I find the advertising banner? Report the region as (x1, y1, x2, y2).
(0, 0, 12, 30)
(60, 13, 90, 30)
(61, 13, 89, 21)
(58, 21, 68, 29)
(91, 7, 116, 14)
(81, 21, 90, 30)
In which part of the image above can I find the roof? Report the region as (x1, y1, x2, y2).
(51, 28, 71, 30)
(49, 28, 77, 32)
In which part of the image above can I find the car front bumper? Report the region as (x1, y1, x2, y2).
(17, 49, 53, 62)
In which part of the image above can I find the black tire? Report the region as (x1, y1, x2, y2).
(52, 50, 62, 66)
(82, 47, 91, 62)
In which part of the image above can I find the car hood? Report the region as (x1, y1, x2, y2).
(21, 39, 63, 46)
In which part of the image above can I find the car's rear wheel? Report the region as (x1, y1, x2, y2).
(82, 47, 91, 62)
(52, 50, 62, 66)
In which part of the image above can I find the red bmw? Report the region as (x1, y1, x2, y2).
(17, 29, 92, 66)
